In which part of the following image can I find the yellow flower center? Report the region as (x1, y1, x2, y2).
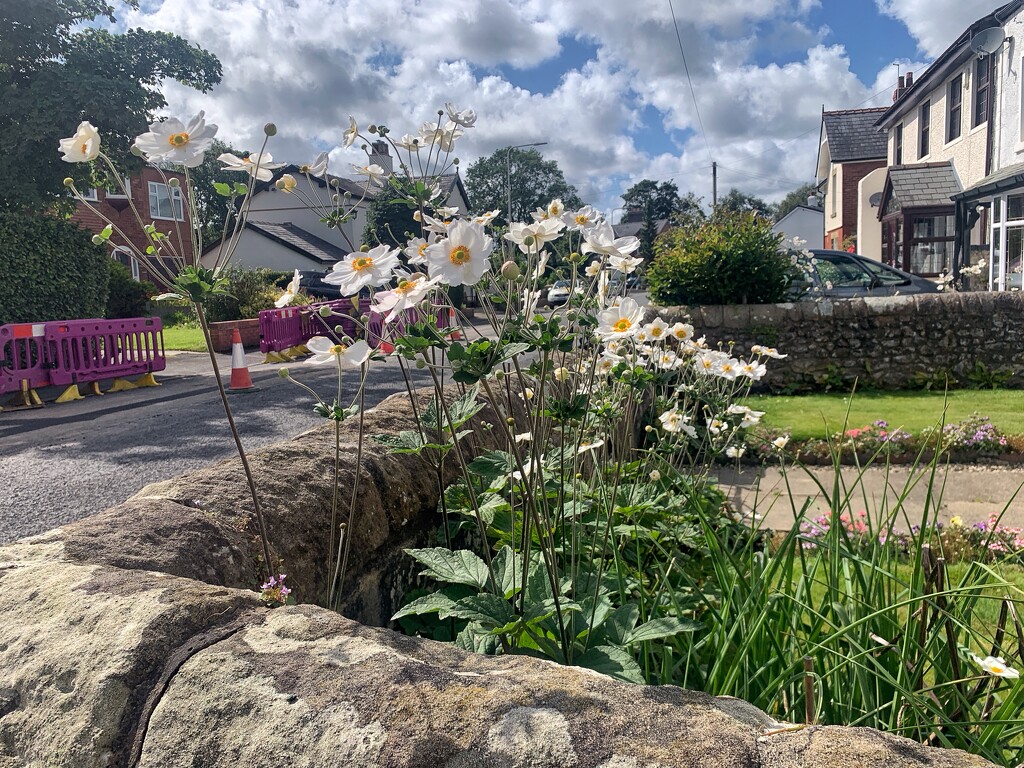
(395, 275, 423, 295)
(450, 245, 471, 265)
(168, 132, 190, 147)
(79, 142, 89, 154)
(650, 326, 664, 337)
(418, 243, 428, 257)
(612, 318, 632, 333)
(575, 214, 589, 225)
(352, 256, 374, 271)
(329, 344, 347, 357)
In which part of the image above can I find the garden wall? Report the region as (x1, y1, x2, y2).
(0, 390, 996, 767)
(658, 292, 1024, 391)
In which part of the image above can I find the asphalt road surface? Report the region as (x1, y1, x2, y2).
(0, 349, 421, 544)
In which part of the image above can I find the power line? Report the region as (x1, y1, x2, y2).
(668, 0, 713, 166)
(713, 164, 811, 189)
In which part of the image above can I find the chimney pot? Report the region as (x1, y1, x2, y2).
(906, 71, 913, 87)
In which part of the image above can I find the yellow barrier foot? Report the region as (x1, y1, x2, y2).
(134, 373, 160, 388)
(3, 382, 45, 410)
(55, 385, 84, 404)
(108, 378, 137, 392)
(90, 382, 104, 396)
(261, 353, 279, 365)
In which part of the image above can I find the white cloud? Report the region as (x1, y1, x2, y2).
(876, 0, 1005, 58)
(117, 0, 920, 218)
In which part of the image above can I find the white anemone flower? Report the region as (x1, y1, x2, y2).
(473, 209, 501, 226)
(659, 409, 697, 438)
(608, 254, 644, 274)
(305, 337, 372, 367)
(585, 260, 603, 277)
(740, 361, 767, 380)
(727, 404, 765, 428)
(343, 116, 358, 147)
(324, 245, 400, 295)
(971, 654, 1020, 679)
(219, 152, 284, 182)
(581, 221, 641, 260)
(425, 219, 494, 286)
(670, 322, 694, 342)
(505, 219, 565, 254)
(577, 438, 605, 455)
(751, 344, 787, 359)
(415, 210, 450, 234)
(562, 205, 603, 232)
(725, 446, 746, 459)
(531, 206, 550, 222)
(644, 318, 669, 341)
(553, 366, 571, 382)
(298, 151, 329, 177)
(134, 112, 217, 167)
(773, 436, 790, 450)
(276, 174, 297, 193)
(353, 163, 387, 187)
(275, 269, 301, 308)
(596, 297, 645, 341)
(714, 358, 741, 381)
(547, 199, 565, 218)
(435, 205, 460, 218)
(445, 103, 477, 127)
(404, 237, 430, 265)
(59, 121, 101, 163)
(595, 355, 620, 376)
(420, 120, 463, 152)
(372, 272, 441, 322)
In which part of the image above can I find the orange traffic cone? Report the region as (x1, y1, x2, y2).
(449, 309, 462, 340)
(227, 328, 256, 392)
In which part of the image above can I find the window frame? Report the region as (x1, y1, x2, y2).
(830, 169, 837, 216)
(918, 100, 930, 158)
(894, 122, 904, 165)
(947, 73, 963, 143)
(974, 56, 991, 129)
(148, 181, 185, 222)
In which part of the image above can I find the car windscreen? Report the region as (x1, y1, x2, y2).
(812, 253, 872, 287)
(857, 258, 911, 285)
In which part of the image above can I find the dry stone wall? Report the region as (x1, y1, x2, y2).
(0, 388, 999, 767)
(657, 293, 1024, 392)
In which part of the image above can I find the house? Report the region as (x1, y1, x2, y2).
(772, 203, 824, 249)
(71, 167, 193, 286)
(815, 107, 888, 257)
(202, 141, 470, 273)
(873, 0, 1024, 281)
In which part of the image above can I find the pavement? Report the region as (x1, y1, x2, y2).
(716, 463, 1024, 530)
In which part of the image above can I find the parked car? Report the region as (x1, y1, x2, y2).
(546, 279, 584, 306)
(788, 249, 942, 299)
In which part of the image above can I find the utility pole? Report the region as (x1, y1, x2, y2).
(712, 161, 718, 208)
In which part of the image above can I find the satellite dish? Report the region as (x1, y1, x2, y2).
(971, 27, 1006, 57)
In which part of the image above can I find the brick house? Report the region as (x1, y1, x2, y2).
(815, 108, 889, 256)
(70, 166, 193, 287)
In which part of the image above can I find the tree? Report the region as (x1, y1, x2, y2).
(186, 138, 247, 245)
(716, 188, 774, 219)
(774, 182, 820, 222)
(0, 0, 222, 213)
(464, 147, 583, 225)
(621, 179, 684, 222)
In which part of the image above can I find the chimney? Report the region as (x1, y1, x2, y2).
(893, 75, 906, 102)
(368, 140, 393, 175)
(905, 71, 913, 88)
(807, 194, 819, 208)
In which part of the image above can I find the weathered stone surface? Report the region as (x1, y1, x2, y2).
(0, 544, 261, 767)
(656, 293, 1024, 391)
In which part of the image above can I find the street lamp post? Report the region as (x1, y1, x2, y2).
(505, 142, 547, 224)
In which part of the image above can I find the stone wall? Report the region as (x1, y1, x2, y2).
(0, 388, 997, 767)
(657, 292, 1024, 392)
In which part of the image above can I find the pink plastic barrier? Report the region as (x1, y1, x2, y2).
(46, 318, 165, 386)
(367, 306, 458, 352)
(259, 298, 372, 354)
(0, 323, 53, 396)
(258, 307, 304, 354)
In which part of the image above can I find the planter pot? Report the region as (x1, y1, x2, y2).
(208, 318, 261, 353)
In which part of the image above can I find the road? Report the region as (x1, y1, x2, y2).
(0, 348, 423, 543)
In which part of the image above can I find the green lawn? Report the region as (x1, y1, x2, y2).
(161, 325, 207, 352)
(751, 390, 1024, 441)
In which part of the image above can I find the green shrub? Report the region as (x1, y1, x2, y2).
(204, 266, 279, 322)
(647, 210, 789, 306)
(0, 212, 109, 324)
(105, 260, 156, 319)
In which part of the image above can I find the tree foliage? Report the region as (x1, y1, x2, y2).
(0, 0, 222, 213)
(774, 182, 820, 222)
(620, 180, 707, 260)
(646, 210, 789, 306)
(0, 211, 110, 323)
(715, 188, 775, 220)
(464, 147, 583, 225)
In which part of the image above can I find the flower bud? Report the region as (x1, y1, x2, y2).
(168, 177, 181, 188)
(452, 158, 459, 165)
(319, 306, 333, 318)
(522, 234, 536, 247)
(91, 235, 103, 245)
(506, 417, 516, 425)
(500, 260, 521, 280)
(360, 244, 369, 252)
(645, 425, 653, 432)
(130, 144, 143, 157)
(359, 314, 369, 323)
(649, 469, 661, 481)
(368, 124, 377, 134)
(63, 177, 74, 188)
(264, 122, 277, 137)
(416, 359, 426, 369)
(334, 325, 345, 335)
(278, 368, 290, 378)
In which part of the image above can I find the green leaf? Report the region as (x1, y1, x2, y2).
(625, 616, 701, 644)
(373, 430, 427, 453)
(405, 548, 490, 589)
(490, 545, 523, 599)
(574, 645, 646, 684)
(466, 450, 514, 482)
(233, 181, 248, 195)
(442, 594, 516, 629)
(599, 603, 640, 646)
(455, 622, 501, 654)
(391, 592, 457, 621)
(213, 182, 232, 196)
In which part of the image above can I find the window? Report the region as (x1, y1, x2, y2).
(104, 173, 131, 199)
(830, 169, 837, 216)
(112, 247, 140, 281)
(947, 74, 963, 142)
(894, 123, 903, 164)
(918, 101, 930, 158)
(909, 214, 955, 274)
(148, 181, 184, 221)
(80, 188, 98, 201)
(974, 56, 991, 128)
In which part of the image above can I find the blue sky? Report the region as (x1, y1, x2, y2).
(120, 0, 1006, 216)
